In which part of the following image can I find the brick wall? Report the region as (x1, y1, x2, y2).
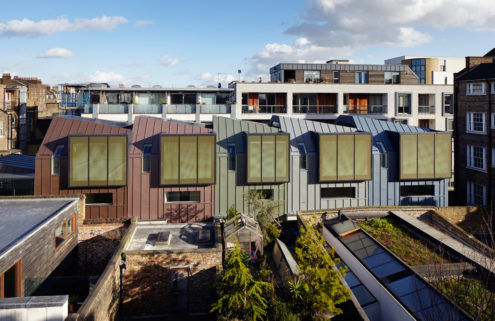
(123, 250, 222, 316)
(68, 219, 137, 321)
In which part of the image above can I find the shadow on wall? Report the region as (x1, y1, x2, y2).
(123, 261, 217, 318)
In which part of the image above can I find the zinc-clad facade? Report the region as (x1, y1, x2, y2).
(272, 116, 369, 214)
(213, 116, 287, 217)
(335, 116, 450, 206)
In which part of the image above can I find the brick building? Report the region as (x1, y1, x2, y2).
(454, 50, 495, 206)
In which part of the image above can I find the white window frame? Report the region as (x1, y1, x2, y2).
(466, 112, 486, 134)
(446, 118, 453, 132)
(467, 145, 486, 172)
(0, 121, 3, 137)
(467, 181, 486, 205)
(466, 83, 486, 95)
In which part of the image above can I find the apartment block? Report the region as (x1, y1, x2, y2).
(60, 83, 233, 124)
(385, 55, 466, 85)
(454, 51, 495, 206)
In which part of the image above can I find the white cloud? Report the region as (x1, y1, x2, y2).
(196, 72, 236, 87)
(88, 71, 126, 83)
(38, 48, 74, 58)
(159, 55, 179, 67)
(0, 16, 128, 37)
(246, 0, 495, 78)
(135, 20, 154, 27)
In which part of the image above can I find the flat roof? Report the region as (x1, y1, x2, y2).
(0, 198, 78, 257)
(127, 222, 217, 252)
(270, 63, 410, 73)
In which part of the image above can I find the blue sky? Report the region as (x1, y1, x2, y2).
(1, 0, 494, 87)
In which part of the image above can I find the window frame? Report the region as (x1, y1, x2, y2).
(466, 145, 487, 172)
(227, 144, 236, 171)
(384, 72, 400, 84)
(467, 182, 486, 205)
(0, 260, 22, 298)
(52, 145, 64, 175)
(466, 112, 486, 134)
(160, 133, 216, 186)
(142, 143, 152, 173)
(466, 83, 486, 95)
(68, 134, 128, 188)
(165, 191, 201, 203)
(298, 143, 307, 170)
(443, 94, 453, 115)
(355, 71, 369, 84)
(54, 214, 77, 252)
(321, 187, 356, 199)
(333, 71, 340, 83)
(397, 93, 411, 115)
(246, 133, 290, 184)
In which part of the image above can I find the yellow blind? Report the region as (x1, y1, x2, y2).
(108, 136, 127, 185)
(319, 135, 337, 181)
(354, 134, 371, 180)
(417, 134, 435, 179)
(89, 136, 108, 186)
(69, 136, 88, 187)
(275, 135, 289, 182)
(338, 135, 354, 180)
(262, 135, 275, 182)
(197, 135, 215, 184)
(179, 136, 198, 184)
(435, 133, 452, 178)
(400, 134, 418, 179)
(161, 136, 179, 185)
(247, 135, 262, 183)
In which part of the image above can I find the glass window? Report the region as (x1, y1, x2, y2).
(215, 94, 229, 104)
(466, 112, 486, 134)
(298, 143, 307, 169)
(1, 261, 20, 298)
(183, 93, 196, 104)
(142, 144, 152, 173)
(443, 94, 453, 114)
(55, 222, 66, 248)
(466, 83, 486, 95)
(384, 72, 400, 84)
(86, 193, 113, 204)
(467, 145, 486, 171)
(52, 145, 64, 175)
(321, 187, 355, 198)
(376, 141, 388, 168)
(304, 71, 321, 83)
(228, 144, 236, 170)
(171, 93, 183, 104)
(160, 135, 215, 185)
(355, 72, 369, 84)
(165, 191, 200, 203)
(333, 71, 340, 83)
(400, 185, 434, 196)
(397, 94, 411, 114)
(247, 134, 289, 183)
(467, 182, 486, 205)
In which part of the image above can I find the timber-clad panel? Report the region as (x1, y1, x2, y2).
(0, 201, 79, 297)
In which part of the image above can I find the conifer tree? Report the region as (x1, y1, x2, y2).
(211, 241, 273, 321)
(294, 225, 350, 320)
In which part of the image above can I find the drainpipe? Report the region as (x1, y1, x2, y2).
(487, 80, 493, 232)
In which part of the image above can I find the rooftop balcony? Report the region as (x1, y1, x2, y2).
(293, 105, 337, 114)
(418, 105, 435, 115)
(134, 104, 162, 114)
(166, 104, 196, 114)
(242, 105, 287, 114)
(344, 105, 387, 114)
(200, 104, 231, 114)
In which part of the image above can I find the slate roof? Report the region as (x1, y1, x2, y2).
(0, 154, 35, 171)
(0, 198, 78, 257)
(456, 63, 495, 81)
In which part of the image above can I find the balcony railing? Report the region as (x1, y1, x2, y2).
(418, 105, 435, 114)
(166, 104, 196, 114)
(134, 104, 162, 114)
(293, 105, 337, 114)
(344, 105, 387, 114)
(200, 104, 231, 114)
(241, 105, 287, 114)
(99, 104, 129, 114)
(83, 104, 93, 113)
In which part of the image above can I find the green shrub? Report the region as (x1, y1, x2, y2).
(267, 297, 300, 321)
(226, 204, 239, 220)
(264, 224, 281, 244)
